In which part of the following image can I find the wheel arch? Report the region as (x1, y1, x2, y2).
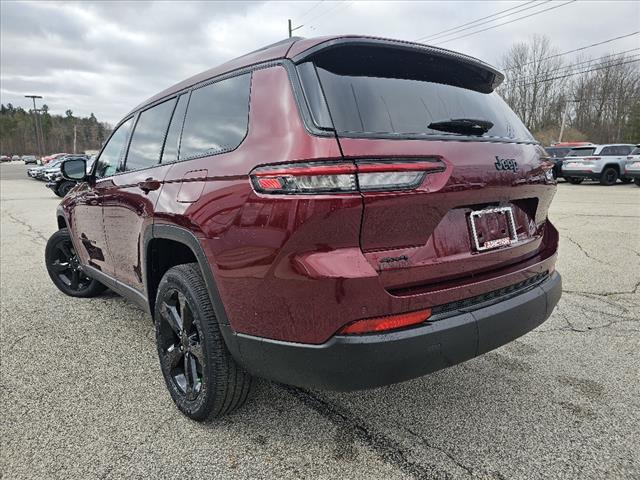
(144, 224, 241, 360)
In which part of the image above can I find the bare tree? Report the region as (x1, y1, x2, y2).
(498, 35, 568, 133)
(497, 35, 640, 144)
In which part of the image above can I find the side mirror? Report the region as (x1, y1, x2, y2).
(61, 158, 87, 181)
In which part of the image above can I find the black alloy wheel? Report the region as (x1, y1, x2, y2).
(154, 263, 252, 420)
(45, 228, 107, 297)
(157, 289, 204, 401)
(600, 167, 619, 186)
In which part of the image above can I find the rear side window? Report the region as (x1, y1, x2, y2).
(179, 74, 251, 160)
(95, 118, 134, 178)
(631, 147, 640, 155)
(125, 98, 176, 172)
(298, 46, 534, 142)
(162, 94, 189, 163)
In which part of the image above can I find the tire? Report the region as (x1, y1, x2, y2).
(45, 228, 107, 297)
(154, 263, 252, 420)
(599, 167, 618, 186)
(634, 178, 640, 187)
(57, 180, 75, 197)
(567, 177, 583, 184)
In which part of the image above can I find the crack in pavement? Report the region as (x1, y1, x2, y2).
(281, 385, 456, 479)
(3, 211, 48, 244)
(564, 280, 640, 298)
(562, 234, 609, 266)
(404, 427, 476, 478)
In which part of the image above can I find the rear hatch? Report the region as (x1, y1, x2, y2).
(295, 40, 556, 294)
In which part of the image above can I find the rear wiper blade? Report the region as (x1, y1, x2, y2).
(428, 118, 494, 136)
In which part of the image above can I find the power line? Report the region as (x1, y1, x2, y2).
(514, 58, 640, 87)
(415, 0, 545, 43)
(504, 31, 640, 70)
(504, 48, 640, 83)
(432, 0, 577, 46)
(303, 0, 353, 31)
(298, 0, 324, 22)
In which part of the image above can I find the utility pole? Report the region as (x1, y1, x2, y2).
(558, 98, 578, 144)
(287, 19, 303, 38)
(73, 124, 77, 154)
(25, 95, 43, 157)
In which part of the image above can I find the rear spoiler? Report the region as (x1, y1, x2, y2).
(290, 37, 504, 93)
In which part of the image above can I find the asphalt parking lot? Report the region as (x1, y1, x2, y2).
(1, 162, 639, 480)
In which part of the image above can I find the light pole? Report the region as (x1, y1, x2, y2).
(25, 95, 43, 157)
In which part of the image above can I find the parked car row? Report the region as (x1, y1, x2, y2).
(26, 154, 94, 197)
(545, 143, 639, 186)
(0, 154, 39, 163)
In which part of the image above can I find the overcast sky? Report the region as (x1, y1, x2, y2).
(1, 0, 638, 124)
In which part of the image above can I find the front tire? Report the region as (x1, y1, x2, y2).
(600, 167, 618, 186)
(57, 180, 75, 197)
(154, 263, 252, 420)
(45, 228, 107, 297)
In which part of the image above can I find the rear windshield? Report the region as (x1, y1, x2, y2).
(545, 147, 571, 157)
(567, 147, 596, 156)
(298, 46, 534, 143)
(631, 147, 640, 155)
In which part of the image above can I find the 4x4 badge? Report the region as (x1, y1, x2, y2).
(494, 156, 518, 172)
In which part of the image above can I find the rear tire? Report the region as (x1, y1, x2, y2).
(600, 167, 618, 186)
(567, 177, 583, 184)
(154, 263, 252, 420)
(634, 178, 640, 187)
(45, 228, 107, 297)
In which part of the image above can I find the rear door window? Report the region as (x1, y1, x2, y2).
(179, 73, 251, 160)
(124, 98, 176, 172)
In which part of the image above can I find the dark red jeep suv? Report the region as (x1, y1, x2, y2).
(46, 36, 562, 420)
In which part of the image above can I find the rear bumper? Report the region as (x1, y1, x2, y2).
(224, 271, 562, 391)
(561, 169, 597, 177)
(623, 170, 640, 178)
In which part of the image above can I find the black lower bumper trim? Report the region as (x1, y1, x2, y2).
(224, 272, 562, 391)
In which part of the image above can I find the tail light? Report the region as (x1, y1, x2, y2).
(250, 158, 445, 194)
(339, 309, 432, 335)
(584, 156, 601, 161)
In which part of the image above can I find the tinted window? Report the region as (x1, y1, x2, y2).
(162, 94, 189, 163)
(567, 147, 596, 157)
(630, 147, 640, 155)
(600, 146, 616, 156)
(179, 74, 251, 160)
(125, 99, 176, 171)
(619, 146, 633, 155)
(545, 147, 571, 158)
(305, 47, 533, 142)
(95, 118, 133, 178)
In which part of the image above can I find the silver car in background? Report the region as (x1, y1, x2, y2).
(561, 144, 637, 185)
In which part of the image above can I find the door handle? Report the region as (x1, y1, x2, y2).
(139, 178, 161, 194)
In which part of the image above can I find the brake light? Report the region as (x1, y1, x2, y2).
(339, 309, 432, 335)
(583, 156, 601, 161)
(250, 159, 445, 194)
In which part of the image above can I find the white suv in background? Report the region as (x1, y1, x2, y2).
(561, 144, 637, 185)
(623, 147, 640, 187)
